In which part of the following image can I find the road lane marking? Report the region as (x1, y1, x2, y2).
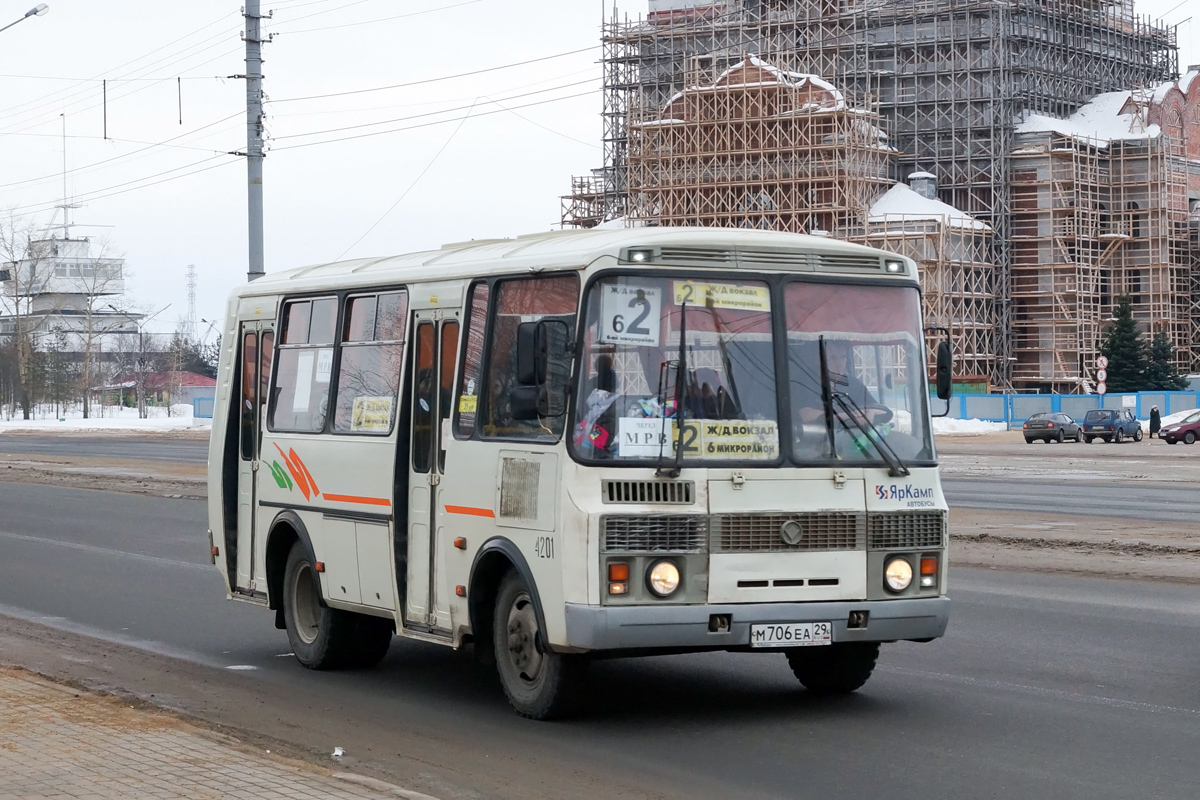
(0, 530, 210, 571)
(883, 665, 1200, 717)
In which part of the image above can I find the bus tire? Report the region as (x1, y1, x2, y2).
(493, 570, 586, 720)
(786, 642, 880, 694)
(344, 614, 393, 669)
(283, 542, 355, 670)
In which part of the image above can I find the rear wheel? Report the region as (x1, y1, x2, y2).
(1056, 430, 1065, 443)
(1085, 436, 1094, 444)
(283, 542, 355, 670)
(1185, 431, 1197, 445)
(786, 642, 880, 694)
(493, 570, 587, 720)
(1114, 429, 1124, 444)
(1024, 438, 1035, 445)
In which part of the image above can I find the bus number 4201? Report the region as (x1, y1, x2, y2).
(534, 536, 555, 559)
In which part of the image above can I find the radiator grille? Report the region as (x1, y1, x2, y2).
(602, 515, 707, 553)
(867, 511, 946, 550)
(712, 512, 865, 552)
(658, 247, 736, 264)
(602, 480, 694, 505)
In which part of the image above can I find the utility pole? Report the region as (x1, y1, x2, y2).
(243, 1, 270, 282)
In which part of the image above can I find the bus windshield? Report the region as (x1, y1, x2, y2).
(573, 274, 779, 464)
(785, 282, 933, 465)
(571, 274, 934, 467)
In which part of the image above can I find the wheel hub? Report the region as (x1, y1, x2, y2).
(505, 594, 543, 682)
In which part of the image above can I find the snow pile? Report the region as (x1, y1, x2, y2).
(932, 417, 1008, 436)
(0, 404, 210, 433)
(868, 183, 991, 231)
(1015, 90, 1159, 142)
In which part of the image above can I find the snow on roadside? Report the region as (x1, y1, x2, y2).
(0, 404, 211, 433)
(932, 417, 1008, 436)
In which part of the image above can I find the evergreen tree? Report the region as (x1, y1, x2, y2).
(1144, 331, 1188, 391)
(1098, 296, 1146, 392)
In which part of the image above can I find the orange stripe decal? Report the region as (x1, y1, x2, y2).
(445, 505, 495, 518)
(324, 494, 392, 507)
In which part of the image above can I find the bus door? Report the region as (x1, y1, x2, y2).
(235, 320, 275, 593)
(405, 308, 461, 630)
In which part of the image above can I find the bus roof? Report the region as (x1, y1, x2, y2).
(235, 227, 912, 298)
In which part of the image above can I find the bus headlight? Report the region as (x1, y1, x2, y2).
(647, 560, 681, 597)
(884, 557, 913, 593)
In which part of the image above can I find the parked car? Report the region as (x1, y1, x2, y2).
(1022, 412, 1082, 443)
(1082, 408, 1142, 443)
(1160, 410, 1200, 445)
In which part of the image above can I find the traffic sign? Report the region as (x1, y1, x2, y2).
(1096, 368, 1108, 382)
(1097, 381, 1107, 395)
(1096, 356, 1109, 369)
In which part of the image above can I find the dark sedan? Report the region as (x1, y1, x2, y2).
(1023, 412, 1082, 443)
(1082, 408, 1143, 443)
(1161, 410, 1200, 445)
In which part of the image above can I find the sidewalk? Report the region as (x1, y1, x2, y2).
(0, 667, 435, 800)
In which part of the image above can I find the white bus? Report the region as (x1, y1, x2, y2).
(207, 227, 953, 719)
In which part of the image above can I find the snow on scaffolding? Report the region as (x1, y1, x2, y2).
(868, 184, 991, 231)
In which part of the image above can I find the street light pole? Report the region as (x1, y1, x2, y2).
(0, 4, 49, 35)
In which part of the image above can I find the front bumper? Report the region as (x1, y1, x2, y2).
(563, 596, 950, 651)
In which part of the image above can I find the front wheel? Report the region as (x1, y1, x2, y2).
(283, 542, 355, 670)
(493, 570, 587, 719)
(1134, 428, 1143, 442)
(1185, 431, 1196, 445)
(1075, 430, 1083, 443)
(786, 642, 880, 694)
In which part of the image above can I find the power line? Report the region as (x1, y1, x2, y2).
(336, 98, 479, 261)
(272, 77, 597, 141)
(276, 0, 485, 35)
(267, 45, 599, 105)
(272, 87, 598, 151)
(0, 111, 244, 193)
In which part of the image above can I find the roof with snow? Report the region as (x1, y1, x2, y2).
(868, 183, 991, 231)
(657, 56, 847, 119)
(1015, 90, 1158, 142)
(103, 371, 217, 390)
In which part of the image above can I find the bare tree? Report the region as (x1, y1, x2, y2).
(69, 238, 130, 418)
(0, 214, 59, 419)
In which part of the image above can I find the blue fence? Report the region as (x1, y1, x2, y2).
(943, 391, 1200, 426)
(193, 396, 215, 419)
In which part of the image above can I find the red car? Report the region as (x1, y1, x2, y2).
(1160, 410, 1200, 445)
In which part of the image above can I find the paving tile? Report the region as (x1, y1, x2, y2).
(0, 669, 411, 800)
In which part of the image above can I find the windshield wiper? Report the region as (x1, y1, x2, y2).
(817, 337, 910, 478)
(657, 301, 688, 478)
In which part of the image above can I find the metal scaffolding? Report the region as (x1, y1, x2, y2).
(565, 0, 1181, 389)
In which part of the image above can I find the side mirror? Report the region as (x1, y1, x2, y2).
(936, 340, 953, 401)
(513, 319, 572, 419)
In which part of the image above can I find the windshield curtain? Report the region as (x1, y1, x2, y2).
(572, 274, 780, 465)
(784, 282, 934, 465)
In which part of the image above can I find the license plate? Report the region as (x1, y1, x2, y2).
(749, 622, 833, 648)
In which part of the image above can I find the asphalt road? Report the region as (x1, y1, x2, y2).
(942, 477, 1194, 521)
(0, 481, 1197, 799)
(0, 434, 208, 464)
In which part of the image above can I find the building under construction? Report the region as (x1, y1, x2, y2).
(564, 0, 1195, 391)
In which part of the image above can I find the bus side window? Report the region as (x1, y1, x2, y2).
(482, 274, 579, 441)
(333, 291, 408, 434)
(270, 297, 337, 433)
(454, 281, 489, 438)
(240, 332, 257, 460)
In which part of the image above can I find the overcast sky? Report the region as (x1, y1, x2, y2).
(0, 0, 1192, 340)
